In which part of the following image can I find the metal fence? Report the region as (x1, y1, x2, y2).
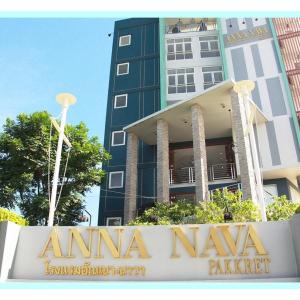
(169, 163, 236, 185)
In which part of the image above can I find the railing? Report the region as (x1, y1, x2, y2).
(166, 22, 217, 34)
(169, 163, 236, 185)
(208, 163, 236, 181)
(169, 167, 195, 184)
(209, 183, 242, 198)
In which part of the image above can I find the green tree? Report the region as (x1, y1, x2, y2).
(0, 111, 110, 225)
(266, 195, 298, 221)
(129, 190, 262, 226)
(211, 189, 261, 222)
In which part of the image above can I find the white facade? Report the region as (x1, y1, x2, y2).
(162, 18, 300, 202)
(165, 30, 222, 104)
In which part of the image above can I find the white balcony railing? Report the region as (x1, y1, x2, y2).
(166, 22, 217, 34)
(169, 163, 236, 185)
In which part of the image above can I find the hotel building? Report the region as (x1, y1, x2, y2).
(98, 18, 300, 226)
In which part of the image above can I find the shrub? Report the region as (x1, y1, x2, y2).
(128, 191, 299, 226)
(0, 207, 28, 226)
(194, 201, 223, 224)
(295, 205, 300, 214)
(128, 200, 196, 225)
(129, 190, 261, 225)
(210, 189, 261, 222)
(266, 196, 298, 221)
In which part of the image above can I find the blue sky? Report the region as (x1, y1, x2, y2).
(0, 18, 117, 225)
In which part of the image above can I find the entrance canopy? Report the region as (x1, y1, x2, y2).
(124, 80, 268, 145)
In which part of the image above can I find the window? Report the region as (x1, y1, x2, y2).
(106, 217, 122, 226)
(199, 36, 220, 58)
(202, 66, 223, 90)
(109, 171, 124, 189)
(119, 35, 131, 47)
(167, 68, 195, 94)
(112, 131, 126, 146)
(117, 63, 129, 75)
(263, 184, 278, 205)
(114, 94, 128, 108)
(166, 38, 193, 60)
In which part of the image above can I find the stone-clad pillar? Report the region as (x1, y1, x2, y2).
(124, 132, 138, 224)
(191, 104, 209, 202)
(157, 119, 170, 203)
(231, 82, 257, 203)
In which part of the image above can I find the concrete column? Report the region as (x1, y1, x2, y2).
(124, 132, 138, 224)
(191, 104, 209, 202)
(231, 82, 258, 203)
(157, 119, 170, 203)
(231, 118, 241, 177)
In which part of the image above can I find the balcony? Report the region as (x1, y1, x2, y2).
(169, 163, 237, 185)
(165, 18, 217, 35)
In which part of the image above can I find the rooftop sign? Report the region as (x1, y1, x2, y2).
(224, 25, 272, 48)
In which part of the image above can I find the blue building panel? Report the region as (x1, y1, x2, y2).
(98, 18, 160, 225)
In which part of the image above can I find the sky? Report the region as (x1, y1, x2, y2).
(0, 18, 117, 225)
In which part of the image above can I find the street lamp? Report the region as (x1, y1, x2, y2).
(48, 93, 76, 227)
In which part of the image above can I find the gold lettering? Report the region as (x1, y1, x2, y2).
(263, 257, 271, 273)
(95, 228, 124, 258)
(201, 227, 227, 257)
(244, 258, 253, 274)
(209, 259, 216, 275)
(39, 228, 63, 258)
(224, 259, 232, 274)
(170, 226, 199, 258)
(254, 257, 263, 274)
(217, 224, 245, 256)
(227, 34, 237, 43)
(234, 259, 243, 274)
(241, 225, 268, 256)
(124, 229, 150, 259)
(215, 259, 224, 275)
(67, 228, 93, 258)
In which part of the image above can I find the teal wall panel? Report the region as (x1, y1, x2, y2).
(98, 18, 160, 225)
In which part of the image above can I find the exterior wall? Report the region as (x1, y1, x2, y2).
(273, 18, 300, 121)
(165, 30, 222, 104)
(221, 18, 300, 173)
(100, 18, 300, 224)
(98, 18, 160, 225)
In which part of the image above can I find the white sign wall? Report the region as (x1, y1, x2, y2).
(1, 215, 300, 281)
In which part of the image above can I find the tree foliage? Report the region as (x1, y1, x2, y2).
(266, 195, 298, 221)
(129, 190, 299, 225)
(0, 207, 28, 226)
(0, 111, 110, 225)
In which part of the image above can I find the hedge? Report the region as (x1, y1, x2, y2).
(0, 207, 28, 226)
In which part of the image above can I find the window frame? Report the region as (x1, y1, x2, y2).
(119, 35, 131, 47)
(199, 36, 220, 58)
(167, 68, 196, 94)
(117, 62, 129, 76)
(202, 66, 223, 90)
(166, 38, 193, 61)
(263, 184, 279, 205)
(109, 171, 124, 189)
(111, 130, 126, 146)
(114, 94, 128, 109)
(106, 217, 122, 226)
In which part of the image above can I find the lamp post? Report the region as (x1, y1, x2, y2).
(48, 93, 76, 226)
